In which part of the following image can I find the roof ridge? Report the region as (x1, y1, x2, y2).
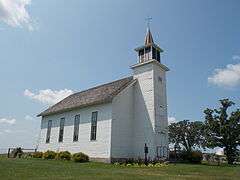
(49, 76, 132, 107)
(72, 76, 133, 96)
(109, 79, 136, 98)
(37, 76, 133, 117)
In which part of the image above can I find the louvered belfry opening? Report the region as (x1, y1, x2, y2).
(135, 28, 163, 63)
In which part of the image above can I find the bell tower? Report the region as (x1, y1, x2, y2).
(131, 25, 169, 160)
(135, 28, 163, 63)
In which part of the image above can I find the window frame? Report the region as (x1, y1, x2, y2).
(73, 114, 80, 142)
(90, 111, 98, 141)
(58, 117, 65, 143)
(156, 50, 160, 62)
(46, 120, 52, 143)
(152, 47, 156, 60)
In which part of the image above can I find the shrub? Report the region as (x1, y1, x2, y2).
(136, 158, 144, 165)
(32, 152, 43, 158)
(21, 153, 32, 159)
(132, 163, 139, 167)
(11, 147, 23, 158)
(177, 150, 203, 163)
(72, 152, 89, 163)
(114, 162, 120, 166)
(148, 163, 154, 167)
(188, 151, 203, 163)
(178, 150, 189, 162)
(121, 163, 126, 167)
(169, 151, 176, 160)
(236, 155, 240, 162)
(43, 151, 57, 159)
(56, 151, 71, 160)
(154, 163, 162, 167)
(125, 158, 134, 164)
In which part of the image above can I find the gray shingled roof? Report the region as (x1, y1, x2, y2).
(38, 76, 134, 117)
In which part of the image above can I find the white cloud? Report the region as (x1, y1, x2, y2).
(0, 129, 20, 134)
(0, 0, 33, 30)
(232, 55, 240, 61)
(24, 89, 74, 105)
(4, 129, 12, 133)
(0, 118, 16, 125)
(208, 63, 240, 88)
(168, 117, 177, 124)
(24, 115, 34, 121)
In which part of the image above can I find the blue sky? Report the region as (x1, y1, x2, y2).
(0, 0, 240, 150)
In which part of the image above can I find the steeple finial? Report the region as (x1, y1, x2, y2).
(145, 17, 154, 45)
(146, 17, 152, 29)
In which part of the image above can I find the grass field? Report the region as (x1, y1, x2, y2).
(0, 157, 239, 180)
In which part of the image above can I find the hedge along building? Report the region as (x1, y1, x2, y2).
(37, 27, 169, 163)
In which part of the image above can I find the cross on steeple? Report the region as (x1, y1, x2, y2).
(144, 17, 154, 45)
(145, 17, 152, 29)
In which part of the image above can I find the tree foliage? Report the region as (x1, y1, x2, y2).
(168, 120, 205, 152)
(204, 99, 240, 164)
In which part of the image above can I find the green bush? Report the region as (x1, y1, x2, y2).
(188, 151, 203, 163)
(43, 151, 57, 159)
(72, 152, 89, 163)
(169, 151, 177, 160)
(148, 163, 154, 167)
(177, 150, 203, 163)
(154, 163, 162, 167)
(132, 163, 139, 167)
(11, 147, 23, 158)
(56, 151, 71, 160)
(32, 152, 43, 158)
(178, 150, 190, 161)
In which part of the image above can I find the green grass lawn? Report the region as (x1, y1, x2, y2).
(0, 157, 239, 180)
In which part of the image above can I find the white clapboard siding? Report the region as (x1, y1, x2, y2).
(38, 103, 112, 161)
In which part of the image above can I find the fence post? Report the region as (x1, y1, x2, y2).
(144, 143, 148, 165)
(7, 148, 10, 158)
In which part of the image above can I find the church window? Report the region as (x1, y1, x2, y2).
(58, 118, 65, 142)
(156, 51, 160, 62)
(139, 49, 144, 56)
(139, 50, 144, 62)
(90, 111, 98, 141)
(152, 47, 156, 60)
(145, 47, 151, 60)
(145, 47, 151, 53)
(46, 120, 52, 143)
(73, 114, 80, 142)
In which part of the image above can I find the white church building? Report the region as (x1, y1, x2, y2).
(37, 28, 169, 163)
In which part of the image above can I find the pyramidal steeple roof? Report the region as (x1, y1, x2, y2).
(144, 28, 154, 45)
(135, 26, 163, 53)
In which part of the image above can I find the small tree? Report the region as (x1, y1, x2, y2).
(204, 99, 240, 164)
(168, 120, 205, 152)
(12, 147, 23, 158)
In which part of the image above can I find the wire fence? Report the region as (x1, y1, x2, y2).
(0, 147, 37, 158)
(7, 148, 37, 158)
(0, 148, 8, 155)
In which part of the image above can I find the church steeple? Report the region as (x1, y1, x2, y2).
(144, 28, 154, 45)
(135, 26, 163, 63)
